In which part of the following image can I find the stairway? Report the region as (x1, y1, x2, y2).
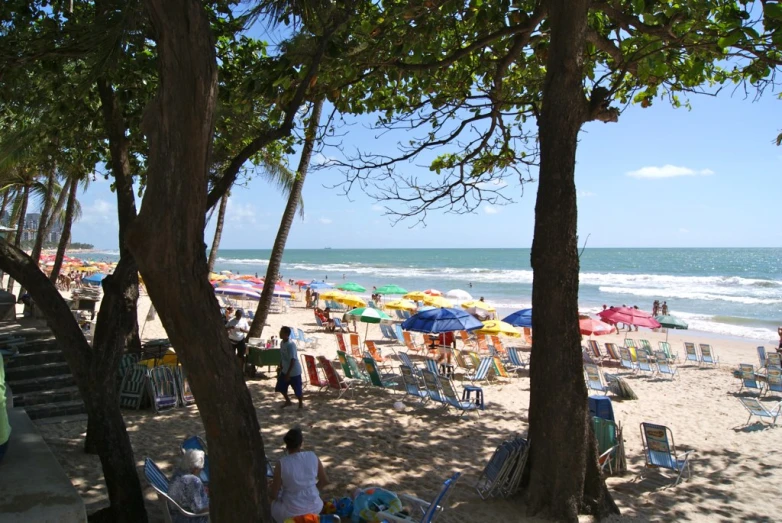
(4, 336, 86, 420)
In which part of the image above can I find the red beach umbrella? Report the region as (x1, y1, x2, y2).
(597, 307, 661, 329)
(423, 289, 443, 296)
(579, 317, 616, 336)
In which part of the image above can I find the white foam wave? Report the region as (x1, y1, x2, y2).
(598, 286, 782, 305)
(216, 257, 270, 265)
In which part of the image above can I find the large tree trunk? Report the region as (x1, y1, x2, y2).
(129, 1, 270, 520)
(525, 2, 619, 521)
(249, 99, 323, 338)
(50, 177, 78, 283)
(0, 240, 147, 522)
(7, 183, 30, 294)
(206, 192, 228, 273)
(30, 164, 56, 265)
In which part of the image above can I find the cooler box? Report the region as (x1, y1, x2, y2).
(589, 395, 614, 422)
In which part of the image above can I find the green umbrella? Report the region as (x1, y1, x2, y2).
(346, 307, 392, 341)
(337, 282, 366, 292)
(654, 315, 688, 329)
(374, 284, 408, 295)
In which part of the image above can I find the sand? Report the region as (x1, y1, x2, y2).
(34, 293, 782, 522)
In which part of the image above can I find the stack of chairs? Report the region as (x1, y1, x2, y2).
(474, 435, 529, 499)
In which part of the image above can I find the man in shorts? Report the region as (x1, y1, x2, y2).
(275, 326, 303, 409)
(226, 309, 249, 365)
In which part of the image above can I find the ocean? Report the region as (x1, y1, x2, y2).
(91, 248, 782, 343)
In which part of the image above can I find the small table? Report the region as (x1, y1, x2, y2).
(462, 385, 484, 410)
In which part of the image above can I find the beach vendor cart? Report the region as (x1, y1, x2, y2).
(245, 340, 281, 378)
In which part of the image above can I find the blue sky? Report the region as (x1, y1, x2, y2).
(70, 87, 781, 250)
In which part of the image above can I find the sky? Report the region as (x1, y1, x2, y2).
(69, 82, 782, 251)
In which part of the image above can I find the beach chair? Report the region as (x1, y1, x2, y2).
(303, 354, 330, 392)
(317, 356, 355, 398)
(636, 349, 656, 375)
(348, 333, 362, 359)
(505, 347, 527, 374)
(604, 342, 621, 362)
(459, 330, 474, 350)
(475, 334, 490, 352)
(420, 369, 446, 405)
(439, 378, 479, 416)
(683, 342, 700, 364)
(594, 417, 624, 475)
(148, 366, 179, 412)
(363, 357, 400, 392)
(584, 364, 609, 395)
(658, 341, 678, 362)
(119, 364, 150, 410)
(765, 366, 782, 397)
(618, 347, 637, 373)
(474, 436, 528, 499)
(403, 331, 424, 355)
(346, 354, 373, 387)
(466, 351, 481, 370)
(400, 365, 429, 404)
(466, 357, 493, 383)
(654, 351, 678, 380)
(398, 352, 423, 378)
(639, 339, 653, 352)
(314, 313, 325, 329)
(737, 363, 764, 395)
(766, 352, 781, 368)
(336, 350, 355, 379)
(624, 338, 637, 351)
(738, 397, 782, 425)
(394, 325, 406, 344)
(583, 348, 599, 366)
(144, 458, 205, 523)
(365, 340, 387, 363)
(297, 328, 317, 348)
(586, 340, 606, 365)
(332, 318, 348, 333)
(376, 472, 461, 523)
(491, 357, 511, 381)
(639, 423, 693, 486)
(522, 327, 533, 346)
(117, 353, 141, 389)
(174, 365, 196, 407)
(452, 350, 472, 372)
(181, 435, 210, 484)
(758, 346, 767, 368)
(490, 336, 507, 357)
(335, 332, 348, 354)
(698, 344, 719, 366)
(380, 324, 396, 342)
(424, 358, 440, 377)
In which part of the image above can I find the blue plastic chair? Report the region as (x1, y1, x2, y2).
(765, 366, 782, 397)
(683, 342, 700, 364)
(584, 364, 609, 395)
(395, 325, 405, 343)
(400, 365, 429, 404)
(439, 378, 479, 416)
(739, 397, 782, 425)
(654, 351, 678, 380)
(144, 457, 206, 521)
(639, 423, 693, 486)
(377, 472, 461, 523)
(618, 347, 637, 373)
(737, 364, 763, 395)
(466, 357, 493, 383)
(421, 369, 445, 405)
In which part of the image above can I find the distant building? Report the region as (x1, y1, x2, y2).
(0, 211, 62, 243)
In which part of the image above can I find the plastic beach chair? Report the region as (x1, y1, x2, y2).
(144, 458, 206, 523)
(400, 365, 428, 404)
(376, 472, 461, 523)
(766, 367, 782, 397)
(738, 397, 782, 425)
(737, 364, 764, 395)
(421, 369, 446, 405)
(474, 436, 528, 499)
(317, 356, 355, 398)
(636, 349, 656, 375)
(618, 347, 637, 373)
(698, 344, 719, 366)
(584, 364, 609, 395)
(639, 423, 693, 486)
(363, 357, 400, 392)
(683, 342, 700, 364)
(148, 366, 179, 412)
(654, 351, 678, 380)
(439, 378, 480, 416)
(303, 354, 330, 392)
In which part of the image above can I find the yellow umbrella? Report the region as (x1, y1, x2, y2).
(317, 290, 345, 300)
(77, 266, 99, 273)
(475, 320, 521, 338)
(335, 294, 367, 308)
(209, 272, 227, 281)
(422, 295, 453, 308)
(403, 291, 428, 301)
(461, 300, 496, 312)
(384, 299, 417, 311)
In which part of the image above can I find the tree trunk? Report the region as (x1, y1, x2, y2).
(7, 183, 30, 294)
(50, 177, 78, 283)
(129, 1, 270, 520)
(525, 2, 619, 521)
(249, 99, 323, 338)
(45, 178, 70, 233)
(207, 192, 228, 273)
(23, 163, 57, 299)
(0, 239, 147, 522)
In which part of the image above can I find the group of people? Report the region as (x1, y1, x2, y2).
(169, 426, 327, 523)
(652, 300, 669, 316)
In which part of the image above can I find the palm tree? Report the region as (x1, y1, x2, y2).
(49, 172, 85, 283)
(206, 192, 229, 273)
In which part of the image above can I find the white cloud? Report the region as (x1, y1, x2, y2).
(371, 204, 384, 212)
(319, 217, 333, 224)
(578, 190, 596, 198)
(626, 165, 714, 179)
(80, 199, 117, 224)
(484, 206, 500, 215)
(224, 200, 269, 231)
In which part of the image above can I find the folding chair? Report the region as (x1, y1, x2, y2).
(491, 357, 512, 381)
(474, 436, 528, 499)
(420, 369, 446, 405)
(346, 354, 373, 387)
(618, 347, 638, 373)
(654, 351, 678, 380)
(303, 354, 330, 392)
(758, 346, 767, 368)
(737, 363, 764, 395)
(348, 333, 362, 359)
(377, 472, 461, 523)
(764, 366, 782, 397)
(738, 397, 782, 425)
(584, 363, 609, 395)
(144, 458, 206, 523)
(174, 365, 196, 407)
(586, 340, 607, 365)
(636, 349, 656, 375)
(403, 331, 425, 355)
(604, 343, 621, 362)
(698, 344, 719, 366)
(439, 378, 480, 416)
(594, 417, 625, 475)
(459, 330, 474, 350)
(400, 365, 429, 404)
(365, 340, 387, 363)
(639, 423, 693, 486)
(335, 332, 348, 354)
(465, 357, 493, 383)
(658, 341, 678, 362)
(148, 366, 179, 412)
(119, 364, 150, 410)
(363, 357, 400, 392)
(766, 352, 781, 368)
(683, 342, 700, 364)
(505, 347, 527, 374)
(317, 356, 355, 398)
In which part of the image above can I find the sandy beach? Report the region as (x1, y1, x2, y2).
(34, 293, 782, 522)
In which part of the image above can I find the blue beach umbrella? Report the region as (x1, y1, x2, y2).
(503, 308, 533, 328)
(401, 307, 483, 334)
(83, 273, 108, 286)
(307, 281, 333, 290)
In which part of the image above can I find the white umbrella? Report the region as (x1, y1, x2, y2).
(445, 289, 473, 302)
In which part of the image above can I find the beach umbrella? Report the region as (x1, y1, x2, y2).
(422, 295, 453, 308)
(295, 279, 309, 286)
(215, 287, 261, 299)
(347, 307, 393, 340)
(503, 308, 533, 328)
(222, 279, 252, 286)
(307, 281, 333, 290)
(384, 299, 417, 311)
(579, 317, 616, 336)
(475, 320, 521, 338)
(654, 315, 688, 330)
(462, 300, 496, 320)
(83, 273, 108, 285)
(209, 272, 227, 281)
(220, 270, 232, 275)
(317, 289, 344, 300)
(445, 289, 473, 301)
(403, 291, 428, 301)
(401, 307, 483, 334)
(335, 294, 367, 308)
(598, 307, 661, 330)
(423, 289, 442, 296)
(337, 282, 366, 292)
(375, 284, 408, 295)
(272, 290, 292, 298)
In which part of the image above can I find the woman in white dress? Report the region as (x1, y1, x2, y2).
(270, 427, 329, 523)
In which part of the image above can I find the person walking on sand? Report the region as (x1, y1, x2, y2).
(276, 326, 303, 409)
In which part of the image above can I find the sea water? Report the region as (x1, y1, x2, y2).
(94, 248, 782, 343)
